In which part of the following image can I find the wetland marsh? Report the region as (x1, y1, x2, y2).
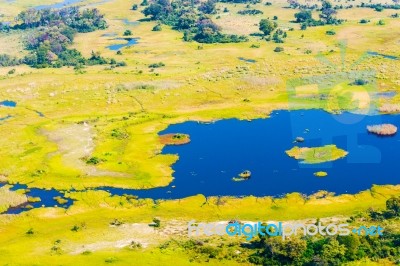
(1, 0, 400, 264)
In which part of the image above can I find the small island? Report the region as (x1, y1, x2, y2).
(159, 133, 190, 145)
(286, 145, 348, 164)
(232, 170, 252, 182)
(314, 171, 328, 177)
(367, 124, 397, 136)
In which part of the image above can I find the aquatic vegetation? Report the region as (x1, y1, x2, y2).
(53, 196, 68, 205)
(379, 104, 400, 113)
(0, 186, 27, 213)
(314, 171, 328, 177)
(27, 196, 41, 203)
(367, 124, 397, 136)
(286, 145, 348, 164)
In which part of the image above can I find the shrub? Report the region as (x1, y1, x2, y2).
(274, 46, 284, 52)
(116, 61, 127, 67)
(237, 9, 263, 15)
(326, 29, 336, 35)
(353, 78, 368, 85)
(71, 225, 80, 232)
(149, 62, 165, 68)
(123, 29, 132, 36)
(152, 218, 161, 227)
(111, 129, 129, 139)
(359, 18, 370, 23)
(152, 24, 162, 31)
(86, 157, 102, 165)
(132, 4, 138, 10)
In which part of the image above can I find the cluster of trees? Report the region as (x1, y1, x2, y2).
(287, 0, 318, 10)
(369, 196, 400, 220)
(258, 19, 287, 44)
(249, 232, 400, 265)
(142, 0, 248, 43)
(293, 1, 343, 30)
(14, 7, 107, 32)
(288, 0, 400, 11)
(6, 7, 120, 69)
(360, 2, 400, 11)
(159, 197, 400, 265)
(0, 54, 22, 67)
(248, 197, 400, 265)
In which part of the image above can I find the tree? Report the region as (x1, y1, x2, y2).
(294, 10, 312, 23)
(337, 235, 361, 261)
(143, 0, 172, 20)
(123, 29, 132, 36)
(259, 19, 277, 35)
(320, 238, 346, 265)
(152, 24, 162, 31)
(287, 0, 299, 8)
(320, 0, 338, 24)
(176, 10, 197, 30)
(198, 0, 216, 14)
(386, 196, 400, 216)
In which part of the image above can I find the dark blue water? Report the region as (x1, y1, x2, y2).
(107, 38, 139, 51)
(103, 110, 400, 199)
(3, 110, 400, 214)
(0, 100, 16, 107)
(3, 184, 72, 214)
(367, 51, 399, 60)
